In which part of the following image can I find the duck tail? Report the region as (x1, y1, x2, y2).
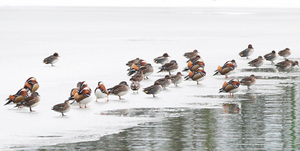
(219, 88, 225, 93)
(184, 75, 190, 80)
(4, 99, 12, 106)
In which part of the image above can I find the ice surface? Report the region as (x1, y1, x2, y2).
(0, 0, 300, 8)
(0, 6, 300, 150)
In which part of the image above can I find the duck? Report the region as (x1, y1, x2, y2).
(213, 60, 236, 78)
(143, 81, 163, 97)
(157, 60, 178, 75)
(126, 58, 142, 67)
(154, 75, 172, 89)
(15, 92, 40, 112)
(184, 49, 199, 59)
(219, 79, 240, 97)
(278, 48, 291, 58)
(154, 53, 170, 65)
(130, 70, 145, 82)
(24, 77, 39, 93)
(248, 56, 264, 67)
(128, 63, 140, 76)
(185, 68, 206, 85)
(275, 59, 293, 70)
(107, 81, 130, 100)
(170, 72, 184, 86)
(130, 80, 140, 93)
(186, 59, 205, 72)
(52, 100, 71, 116)
(139, 64, 154, 79)
(240, 75, 256, 89)
(4, 88, 29, 106)
(291, 60, 299, 67)
(264, 50, 278, 64)
(69, 81, 92, 108)
(94, 81, 109, 102)
(127, 60, 147, 75)
(186, 55, 201, 63)
(239, 44, 254, 59)
(43, 52, 59, 66)
(128, 63, 153, 79)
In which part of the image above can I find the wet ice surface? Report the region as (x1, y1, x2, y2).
(0, 7, 300, 150)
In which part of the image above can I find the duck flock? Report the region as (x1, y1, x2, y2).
(4, 45, 299, 116)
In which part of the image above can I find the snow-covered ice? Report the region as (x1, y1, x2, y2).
(0, 5, 300, 150)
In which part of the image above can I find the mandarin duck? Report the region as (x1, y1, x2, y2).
(69, 81, 92, 108)
(24, 77, 39, 93)
(5, 88, 29, 106)
(94, 81, 109, 102)
(213, 60, 237, 78)
(185, 67, 206, 85)
(219, 79, 240, 97)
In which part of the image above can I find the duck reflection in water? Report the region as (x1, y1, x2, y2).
(223, 103, 241, 114)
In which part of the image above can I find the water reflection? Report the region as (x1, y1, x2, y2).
(39, 73, 300, 151)
(223, 103, 241, 114)
(36, 56, 300, 151)
(100, 108, 161, 118)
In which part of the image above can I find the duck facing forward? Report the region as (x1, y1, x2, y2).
(170, 72, 184, 86)
(94, 81, 109, 102)
(69, 81, 92, 108)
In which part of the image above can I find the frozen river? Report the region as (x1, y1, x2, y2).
(0, 7, 300, 150)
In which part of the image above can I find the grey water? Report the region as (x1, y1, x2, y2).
(2, 7, 300, 150)
(39, 68, 300, 150)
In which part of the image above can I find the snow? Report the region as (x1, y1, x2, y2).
(0, 0, 300, 8)
(0, 6, 300, 150)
